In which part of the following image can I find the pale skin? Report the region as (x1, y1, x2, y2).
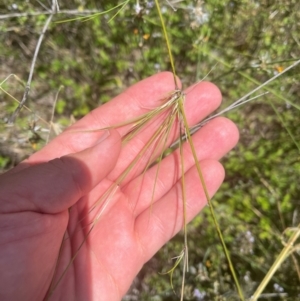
(0, 72, 239, 301)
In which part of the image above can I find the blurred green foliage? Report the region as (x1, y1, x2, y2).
(0, 0, 300, 300)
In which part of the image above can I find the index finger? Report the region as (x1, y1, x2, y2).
(26, 72, 178, 164)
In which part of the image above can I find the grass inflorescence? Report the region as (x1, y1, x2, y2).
(1, 1, 300, 300)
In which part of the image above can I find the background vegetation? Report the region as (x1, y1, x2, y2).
(0, 1, 299, 300)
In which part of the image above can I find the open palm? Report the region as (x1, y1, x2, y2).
(0, 73, 239, 301)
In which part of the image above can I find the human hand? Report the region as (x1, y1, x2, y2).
(0, 72, 239, 301)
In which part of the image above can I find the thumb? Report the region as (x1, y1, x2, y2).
(0, 129, 121, 214)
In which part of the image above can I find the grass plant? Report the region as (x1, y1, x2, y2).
(1, 1, 300, 300)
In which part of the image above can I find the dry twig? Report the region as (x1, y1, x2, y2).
(8, 0, 58, 124)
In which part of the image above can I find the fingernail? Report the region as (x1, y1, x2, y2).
(96, 130, 110, 144)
